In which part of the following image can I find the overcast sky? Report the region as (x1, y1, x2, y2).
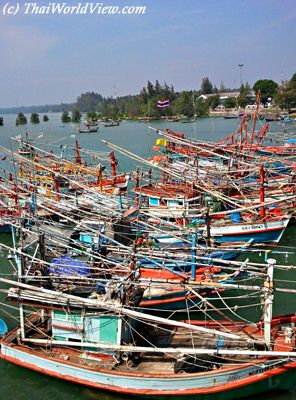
(0, 0, 295, 107)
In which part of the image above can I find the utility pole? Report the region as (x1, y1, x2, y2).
(238, 64, 244, 86)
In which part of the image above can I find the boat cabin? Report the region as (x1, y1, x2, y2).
(51, 310, 131, 346)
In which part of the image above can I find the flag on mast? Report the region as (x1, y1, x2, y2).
(155, 138, 167, 146)
(157, 99, 170, 108)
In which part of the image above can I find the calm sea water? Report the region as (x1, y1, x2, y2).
(0, 114, 296, 399)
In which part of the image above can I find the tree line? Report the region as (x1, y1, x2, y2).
(1, 74, 295, 127)
(70, 74, 296, 120)
(15, 112, 49, 125)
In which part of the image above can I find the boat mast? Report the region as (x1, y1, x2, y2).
(110, 151, 117, 176)
(12, 224, 26, 339)
(191, 231, 197, 279)
(263, 258, 275, 347)
(75, 140, 82, 164)
(259, 164, 266, 218)
(251, 89, 261, 141)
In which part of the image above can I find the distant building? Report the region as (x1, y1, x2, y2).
(198, 91, 256, 105)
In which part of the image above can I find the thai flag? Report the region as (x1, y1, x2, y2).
(157, 99, 170, 108)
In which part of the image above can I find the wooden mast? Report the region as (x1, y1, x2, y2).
(75, 140, 82, 164)
(110, 151, 117, 177)
(259, 164, 266, 218)
(251, 89, 261, 142)
(264, 258, 275, 347)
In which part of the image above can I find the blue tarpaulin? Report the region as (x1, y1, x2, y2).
(49, 255, 91, 276)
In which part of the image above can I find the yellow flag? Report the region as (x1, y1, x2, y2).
(155, 138, 167, 146)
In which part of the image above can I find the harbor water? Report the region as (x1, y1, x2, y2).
(0, 114, 296, 399)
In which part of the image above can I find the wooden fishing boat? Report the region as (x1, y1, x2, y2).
(77, 125, 98, 133)
(8, 219, 243, 311)
(15, 142, 130, 197)
(0, 188, 22, 232)
(256, 143, 296, 157)
(200, 214, 290, 244)
(1, 312, 295, 400)
(17, 133, 36, 157)
(223, 112, 238, 119)
(0, 214, 19, 232)
(135, 181, 201, 221)
(2, 267, 296, 400)
(181, 116, 197, 123)
(84, 118, 99, 127)
(138, 266, 237, 310)
(43, 255, 237, 311)
(103, 120, 120, 127)
(264, 113, 280, 122)
(2, 127, 296, 398)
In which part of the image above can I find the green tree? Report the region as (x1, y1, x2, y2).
(253, 79, 278, 104)
(140, 87, 149, 104)
(200, 77, 213, 94)
(30, 112, 40, 124)
(195, 98, 209, 117)
(71, 109, 82, 123)
(76, 92, 103, 112)
(275, 73, 296, 111)
(86, 111, 98, 120)
(16, 112, 27, 126)
(61, 111, 71, 123)
(212, 85, 218, 94)
(147, 81, 155, 97)
(207, 95, 220, 110)
(173, 91, 194, 117)
(43, 114, 49, 122)
(237, 83, 251, 108)
(154, 80, 161, 96)
(0, 117, 3, 126)
(223, 97, 237, 109)
(274, 80, 290, 110)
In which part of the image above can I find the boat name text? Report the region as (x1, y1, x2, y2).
(241, 224, 264, 231)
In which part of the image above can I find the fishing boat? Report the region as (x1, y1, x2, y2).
(0, 212, 20, 232)
(14, 141, 130, 198)
(181, 116, 197, 123)
(84, 118, 99, 127)
(264, 113, 280, 122)
(282, 116, 294, 123)
(2, 256, 296, 399)
(103, 120, 120, 127)
(223, 112, 238, 119)
(166, 116, 180, 122)
(18, 134, 36, 157)
(135, 181, 201, 222)
(255, 139, 296, 157)
(199, 214, 290, 244)
(77, 125, 98, 133)
(2, 123, 296, 399)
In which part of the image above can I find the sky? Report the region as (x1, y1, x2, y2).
(0, 0, 296, 107)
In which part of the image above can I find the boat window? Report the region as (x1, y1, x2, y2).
(149, 197, 160, 206)
(168, 200, 183, 207)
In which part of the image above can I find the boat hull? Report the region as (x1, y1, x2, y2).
(140, 286, 219, 310)
(0, 224, 12, 233)
(1, 342, 296, 399)
(204, 218, 289, 244)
